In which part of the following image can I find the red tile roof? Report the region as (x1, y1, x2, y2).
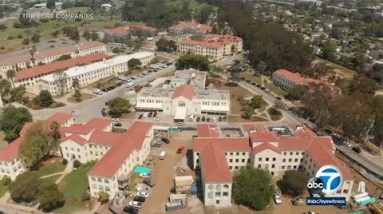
(63, 134, 88, 146)
(103, 26, 130, 35)
(60, 118, 111, 136)
(172, 84, 194, 100)
(194, 124, 353, 182)
(274, 69, 305, 85)
(85, 118, 111, 131)
(88, 121, 152, 177)
(129, 23, 157, 32)
(0, 122, 34, 161)
(200, 143, 232, 182)
(15, 53, 110, 81)
(0, 41, 106, 67)
(197, 124, 220, 138)
(170, 21, 212, 34)
(87, 130, 123, 147)
(179, 34, 242, 49)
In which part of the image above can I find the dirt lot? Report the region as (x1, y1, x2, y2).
(139, 131, 195, 214)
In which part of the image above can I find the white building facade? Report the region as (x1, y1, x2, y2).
(37, 52, 155, 95)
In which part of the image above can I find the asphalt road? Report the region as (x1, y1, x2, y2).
(31, 65, 176, 123)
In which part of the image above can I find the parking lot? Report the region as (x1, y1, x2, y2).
(121, 131, 195, 214)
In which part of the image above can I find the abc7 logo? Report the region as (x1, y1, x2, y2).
(307, 177, 324, 195)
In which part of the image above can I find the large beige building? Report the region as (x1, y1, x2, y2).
(178, 34, 243, 60)
(0, 41, 107, 78)
(136, 69, 230, 121)
(193, 124, 354, 207)
(37, 52, 154, 95)
(58, 118, 153, 199)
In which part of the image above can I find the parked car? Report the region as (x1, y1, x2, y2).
(218, 116, 222, 122)
(201, 116, 206, 122)
(143, 178, 155, 187)
(148, 112, 153, 117)
(136, 191, 149, 198)
(177, 146, 185, 154)
(123, 206, 139, 214)
(114, 123, 122, 127)
(139, 173, 151, 178)
(138, 114, 143, 119)
(128, 201, 143, 209)
(196, 117, 200, 122)
(134, 196, 146, 203)
(303, 212, 317, 214)
(161, 137, 170, 144)
(274, 194, 282, 204)
(206, 117, 211, 122)
(292, 196, 305, 206)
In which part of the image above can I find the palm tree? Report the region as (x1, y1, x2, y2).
(6, 69, 15, 88)
(29, 45, 36, 66)
(49, 121, 61, 153)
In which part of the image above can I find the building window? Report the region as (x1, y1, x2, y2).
(289, 158, 292, 162)
(272, 158, 276, 161)
(258, 164, 261, 168)
(259, 158, 262, 161)
(242, 159, 245, 163)
(223, 192, 229, 196)
(283, 159, 286, 162)
(229, 159, 232, 163)
(235, 159, 238, 163)
(282, 166, 285, 169)
(295, 158, 298, 162)
(272, 164, 275, 168)
(216, 200, 220, 204)
(215, 192, 221, 197)
(266, 158, 269, 161)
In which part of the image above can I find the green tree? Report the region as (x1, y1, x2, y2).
(98, 191, 109, 204)
(128, 58, 142, 70)
(49, 121, 61, 152)
(155, 37, 177, 52)
(0, 79, 12, 101)
(22, 37, 30, 45)
(62, 26, 79, 42)
(6, 69, 15, 88)
(176, 54, 209, 71)
(38, 182, 65, 212)
(72, 78, 80, 90)
(233, 168, 274, 210)
(107, 97, 131, 118)
(91, 30, 99, 41)
(286, 85, 307, 100)
(46, 0, 56, 10)
(0, 106, 32, 142)
(31, 33, 40, 43)
(19, 121, 52, 168)
(249, 95, 263, 109)
(38, 90, 54, 107)
(242, 106, 254, 119)
(74, 89, 82, 102)
(279, 170, 308, 196)
(321, 40, 337, 61)
(9, 86, 26, 103)
(9, 171, 41, 203)
(83, 29, 91, 41)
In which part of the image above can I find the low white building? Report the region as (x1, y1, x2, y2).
(192, 124, 354, 207)
(136, 69, 230, 121)
(37, 52, 154, 95)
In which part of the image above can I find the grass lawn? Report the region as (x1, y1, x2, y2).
(318, 58, 357, 79)
(241, 70, 263, 85)
(32, 159, 66, 177)
(0, 7, 122, 52)
(264, 82, 288, 97)
(268, 108, 283, 121)
(57, 161, 96, 213)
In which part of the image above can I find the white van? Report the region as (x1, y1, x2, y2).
(159, 151, 166, 160)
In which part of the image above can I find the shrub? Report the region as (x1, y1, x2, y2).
(73, 160, 81, 168)
(81, 192, 90, 201)
(98, 191, 109, 204)
(62, 159, 68, 165)
(1, 176, 11, 185)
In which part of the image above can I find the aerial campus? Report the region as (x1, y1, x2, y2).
(0, 1, 382, 214)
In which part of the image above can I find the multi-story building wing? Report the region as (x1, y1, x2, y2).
(193, 124, 354, 207)
(37, 52, 155, 95)
(178, 34, 243, 60)
(58, 117, 153, 199)
(0, 41, 107, 77)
